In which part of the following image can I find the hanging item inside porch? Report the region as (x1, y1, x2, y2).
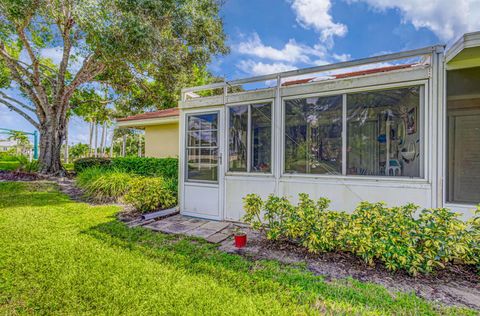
(401, 140, 417, 163)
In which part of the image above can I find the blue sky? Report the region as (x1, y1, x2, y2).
(1, 0, 480, 144)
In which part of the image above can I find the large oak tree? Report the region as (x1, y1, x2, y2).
(0, 0, 227, 174)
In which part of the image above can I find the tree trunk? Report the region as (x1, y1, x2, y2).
(122, 134, 126, 157)
(38, 123, 66, 175)
(64, 118, 69, 164)
(88, 121, 93, 157)
(94, 122, 98, 157)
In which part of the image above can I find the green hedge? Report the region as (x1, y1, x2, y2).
(73, 157, 111, 173)
(73, 157, 178, 179)
(111, 157, 178, 178)
(243, 193, 480, 275)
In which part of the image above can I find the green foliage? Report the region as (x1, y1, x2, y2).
(73, 157, 112, 173)
(76, 166, 177, 211)
(68, 143, 90, 160)
(2, 182, 474, 315)
(466, 206, 480, 268)
(124, 177, 177, 213)
(0, 151, 17, 160)
(15, 155, 39, 173)
(111, 157, 178, 178)
(73, 157, 178, 180)
(0, 160, 19, 171)
(243, 194, 480, 275)
(76, 168, 133, 202)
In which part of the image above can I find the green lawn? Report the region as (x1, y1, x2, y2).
(0, 160, 19, 171)
(0, 182, 474, 315)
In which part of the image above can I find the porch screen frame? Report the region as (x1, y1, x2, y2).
(281, 80, 428, 181)
(184, 110, 220, 184)
(226, 99, 274, 175)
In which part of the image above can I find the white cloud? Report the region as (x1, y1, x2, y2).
(237, 60, 297, 76)
(289, 0, 347, 42)
(236, 33, 327, 63)
(351, 0, 480, 41)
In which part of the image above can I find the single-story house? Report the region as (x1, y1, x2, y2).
(119, 32, 480, 221)
(116, 108, 179, 158)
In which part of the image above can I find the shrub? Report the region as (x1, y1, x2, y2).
(124, 177, 177, 213)
(73, 157, 178, 180)
(74, 157, 111, 173)
(111, 157, 178, 179)
(243, 193, 479, 275)
(76, 168, 134, 202)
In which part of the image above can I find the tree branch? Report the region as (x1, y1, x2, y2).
(55, 16, 73, 107)
(16, 25, 49, 107)
(0, 90, 36, 112)
(0, 99, 39, 129)
(0, 41, 46, 111)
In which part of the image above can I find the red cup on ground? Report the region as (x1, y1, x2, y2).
(234, 234, 247, 248)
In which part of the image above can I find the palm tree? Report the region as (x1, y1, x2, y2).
(8, 131, 31, 156)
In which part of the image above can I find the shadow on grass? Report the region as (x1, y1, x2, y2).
(82, 219, 452, 315)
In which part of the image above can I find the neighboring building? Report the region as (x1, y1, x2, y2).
(0, 139, 17, 152)
(174, 32, 480, 221)
(116, 108, 179, 158)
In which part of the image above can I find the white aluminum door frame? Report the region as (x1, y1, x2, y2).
(180, 107, 225, 220)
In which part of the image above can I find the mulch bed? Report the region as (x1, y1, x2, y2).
(220, 228, 480, 310)
(0, 170, 45, 181)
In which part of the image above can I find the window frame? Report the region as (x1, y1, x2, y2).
(226, 99, 274, 175)
(184, 110, 220, 184)
(281, 81, 428, 181)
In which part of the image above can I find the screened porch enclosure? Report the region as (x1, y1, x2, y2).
(179, 35, 480, 221)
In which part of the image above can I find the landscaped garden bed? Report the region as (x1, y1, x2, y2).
(73, 157, 178, 215)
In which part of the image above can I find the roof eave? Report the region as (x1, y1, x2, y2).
(116, 116, 179, 128)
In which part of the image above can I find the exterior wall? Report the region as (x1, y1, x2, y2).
(144, 123, 179, 158)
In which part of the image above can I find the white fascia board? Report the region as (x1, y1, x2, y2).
(116, 116, 179, 128)
(445, 32, 480, 63)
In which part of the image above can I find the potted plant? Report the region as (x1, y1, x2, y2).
(233, 227, 247, 248)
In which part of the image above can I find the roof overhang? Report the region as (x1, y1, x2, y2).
(116, 116, 179, 128)
(446, 32, 480, 70)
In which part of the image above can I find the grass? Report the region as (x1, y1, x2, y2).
(0, 160, 20, 171)
(0, 182, 475, 315)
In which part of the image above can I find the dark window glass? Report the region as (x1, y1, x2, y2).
(251, 103, 271, 172)
(347, 86, 421, 177)
(186, 113, 218, 182)
(229, 106, 248, 172)
(284, 95, 343, 174)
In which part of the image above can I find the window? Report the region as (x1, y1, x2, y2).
(228, 102, 271, 173)
(186, 113, 218, 182)
(347, 86, 422, 177)
(284, 95, 343, 174)
(447, 67, 480, 204)
(283, 85, 423, 178)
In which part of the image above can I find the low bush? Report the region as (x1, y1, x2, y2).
(76, 168, 134, 202)
(15, 156, 39, 173)
(243, 193, 480, 275)
(73, 157, 178, 180)
(74, 157, 111, 173)
(111, 157, 178, 179)
(124, 177, 177, 213)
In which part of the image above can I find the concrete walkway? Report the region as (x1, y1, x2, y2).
(143, 214, 234, 243)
